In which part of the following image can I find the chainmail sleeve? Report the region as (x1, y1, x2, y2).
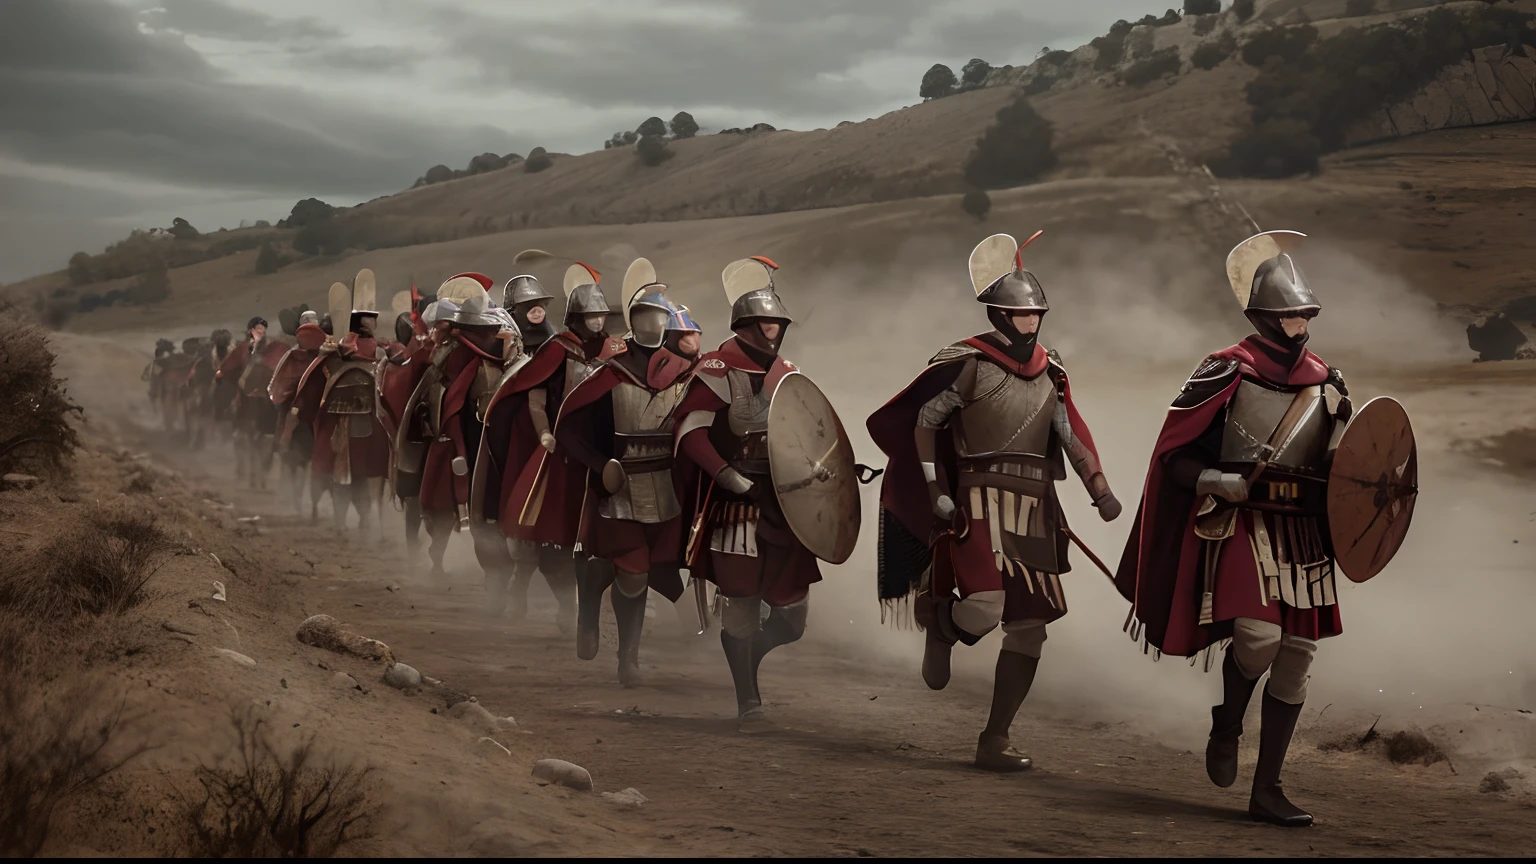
(917, 383, 964, 430)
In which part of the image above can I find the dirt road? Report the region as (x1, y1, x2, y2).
(67, 342, 1532, 858)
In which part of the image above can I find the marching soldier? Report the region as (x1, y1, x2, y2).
(868, 232, 1121, 772)
(218, 316, 290, 490)
(270, 311, 326, 513)
(1115, 230, 1417, 826)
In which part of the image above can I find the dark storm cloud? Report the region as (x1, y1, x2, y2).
(138, 0, 339, 42)
(923, 8, 1085, 65)
(0, 0, 512, 197)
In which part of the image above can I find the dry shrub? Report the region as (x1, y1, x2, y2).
(0, 309, 81, 476)
(1318, 717, 1449, 767)
(175, 708, 374, 858)
(0, 505, 174, 619)
(0, 625, 145, 856)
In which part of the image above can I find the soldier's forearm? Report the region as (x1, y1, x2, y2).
(679, 426, 728, 478)
(527, 388, 551, 439)
(555, 407, 606, 474)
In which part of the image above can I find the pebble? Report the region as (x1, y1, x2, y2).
(2, 473, 40, 490)
(330, 671, 361, 690)
(384, 662, 422, 689)
(532, 759, 593, 792)
(212, 648, 256, 667)
(601, 787, 647, 807)
(295, 614, 394, 663)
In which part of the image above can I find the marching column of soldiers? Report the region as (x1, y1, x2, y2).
(147, 231, 1417, 828)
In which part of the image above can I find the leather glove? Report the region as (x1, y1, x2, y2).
(602, 459, 627, 494)
(1094, 491, 1122, 522)
(1196, 468, 1249, 503)
(713, 465, 755, 498)
(539, 431, 557, 453)
(932, 494, 957, 522)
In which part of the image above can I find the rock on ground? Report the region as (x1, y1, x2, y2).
(601, 787, 647, 807)
(2, 473, 41, 490)
(532, 758, 593, 792)
(295, 614, 395, 663)
(447, 699, 516, 736)
(384, 662, 422, 689)
(212, 648, 255, 667)
(331, 671, 361, 690)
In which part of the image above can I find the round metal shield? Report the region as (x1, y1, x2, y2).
(1326, 396, 1418, 584)
(767, 372, 861, 564)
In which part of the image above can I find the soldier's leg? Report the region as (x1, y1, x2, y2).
(750, 595, 807, 687)
(424, 511, 452, 579)
(1250, 633, 1317, 827)
(537, 546, 577, 636)
(309, 474, 329, 523)
(402, 496, 422, 555)
(719, 595, 766, 729)
(472, 523, 516, 616)
(923, 588, 1005, 691)
(234, 430, 250, 481)
(332, 482, 351, 532)
(506, 541, 536, 623)
(353, 478, 381, 537)
(1210, 618, 1281, 787)
(975, 619, 1046, 773)
(254, 434, 275, 491)
(576, 558, 615, 660)
(611, 569, 649, 687)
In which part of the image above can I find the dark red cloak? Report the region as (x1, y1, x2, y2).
(1114, 335, 1341, 657)
(293, 336, 390, 482)
(419, 339, 503, 513)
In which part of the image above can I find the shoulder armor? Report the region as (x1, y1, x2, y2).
(1173, 355, 1239, 409)
(698, 357, 728, 375)
(782, 359, 797, 372)
(1046, 347, 1064, 369)
(928, 342, 980, 366)
(1326, 365, 1348, 395)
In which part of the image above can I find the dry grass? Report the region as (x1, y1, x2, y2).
(174, 707, 375, 858)
(0, 310, 80, 476)
(1318, 717, 1450, 768)
(0, 505, 175, 619)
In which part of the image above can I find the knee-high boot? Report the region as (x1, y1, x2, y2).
(612, 583, 648, 687)
(1249, 688, 1312, 827)
(750, 603, 807, 694)
(1207, 645, 1262, 788)
(720, 629, 762, 727)
(974, 650, 1039, 772)
(576, 559, 615, 660)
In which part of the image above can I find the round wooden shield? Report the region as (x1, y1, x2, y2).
(1327, 396, 1418, 583)
(767, 372, 861, 565)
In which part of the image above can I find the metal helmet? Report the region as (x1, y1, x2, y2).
(621, 258, 672, 349)
(297, 310, 319, 327)
(722, 256, 791, 329)
(562, 262, 610, 318)
(1226, 230, 1318, 315)
(181, 337, 201, 354)
(451, 289, 507, 329)
(422, 299, 459, 326)
(667, 303, 701, 334)
(505, 274, 552, 307)
(155, 338, 175, 356)
(969, 231, 1048, 311)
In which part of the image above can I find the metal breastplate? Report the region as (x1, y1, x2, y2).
(470, 360, 500, 422)
(953, 361, 1055, 460)
(725, 369, 772, 474)
(325, 362, 376, 416)
(1220, 381, 1332, 477)
(563, 355, 600, 401)
(600, 378, 687, 523)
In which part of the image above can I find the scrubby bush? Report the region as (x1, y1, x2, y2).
(1241, 24, 1319, 67)
(962, 92, 1058, 190)
(961, 188, 991, 221)
(0, 314, 77, 477)
(1121, 47, 1182, 85)
(167, 217, 200, 240)
(0, 506, 173, 619)
(920, 63, 957, 98)
(254, 241, 282, 275)
(1041, 49, 1071, 67)
(524, 147, 553, 173)
(67, 252, 93, 286)
(1092, 30, 1128, 70)
(1233, 0, 1255, 22)
(670, 111, 699, 138)
(280, 198, 336, 229)
(636, 134, 674, 167)
(293, 220, 344, 257)
(1192, 34, 1238, 70)
(961, 57, 993, 86)
(1194, 14, 1217, 36)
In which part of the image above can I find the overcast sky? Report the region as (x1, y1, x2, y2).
(0, 0, 1174, 282)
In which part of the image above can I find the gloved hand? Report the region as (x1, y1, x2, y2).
(713, 465, 755, 498)
(933, 494, 957, 522)
(539, 431, 557, 453)
(1196, 468, 1249, 503)
(602, 459, 627, 494)
(1094, 491, 1122, 522)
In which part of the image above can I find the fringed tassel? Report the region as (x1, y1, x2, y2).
(879, 595, 917, 631)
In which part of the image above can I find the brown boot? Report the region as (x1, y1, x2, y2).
(974, 651, 1040, 772)
(1248, 688, 1312, 827)
(613, 586, 647, 688)
(1207, 646, 1261, 788)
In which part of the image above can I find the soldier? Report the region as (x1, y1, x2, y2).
(555, 259, 703, 684)
(379, 288, 435, 554)
(867, 232, 1121, 772)
(402, 274, 522, 585)
(159, 339, 198, 437)
(672, 256, 834, 732)
(484, 260, 619, 631)
(144, 339, 175, 409)
(218, 316, 290, 489)
(290, 271, 391, 534)
(271, 311, 326, 513)
(1115, 230, 1372, 827)
(187, 329, 233, 450)
(505, 273, 557, 353)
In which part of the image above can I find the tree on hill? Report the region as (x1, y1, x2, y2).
(467, 152, 507, 174)
(961, 58, 992, 86)
(962, 92, 1058, 190)
(67, 252, 93, 286)
(168, 217, 200, 240)
(524, 147, 553, 173)
(961, 189, 991, 221)
(669, 111, 699, 138)
(1233, 0, 1255, 22)
(920, 63, 957, 99)
(636, 134, 674, 167)
(1184, 0, 1219, 14)
(254, 242, 282, 275)
(637, 116, 667, 138)
(280, 198, 335, 229)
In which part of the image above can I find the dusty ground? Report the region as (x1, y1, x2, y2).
(18, 319, 1535, 857)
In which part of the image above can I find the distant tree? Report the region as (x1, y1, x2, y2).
(961, 189, 991, 221)
(1240, 24, 1318, 67)
(1191, 34, 1238, 70)
(1345, 0, 1375, 16)
(1041, 49, 1071, 67)
(1109, 19, 1133, 36)
(125, 259, 171, 305)
(670, 111, 699, 139)
(281, 198, 336, 228)
(254, 241, 282, 275)
(1157, 9, 1181, 26)
(962, 92, 1057, 190)
(1232, 0, 1255, 22)
(1127, 25, 1156, 59)
(961, 58, 993, 86)
(467, 152, 507, 174)
(1092, 31, 1128, 70)
(253, 219, 272, 229)
(1121, 47, 1183, 85)
(1184, 0, 1219, 14)
(636, 116, 667, 138)
(168, 217, 200, 240)
(293, 220, 343, 256)
(636, 134, 674, 167)
(524, 147, 553, 173)
(920, 63, 957, 99)
(67, 252, 93, 286)
(1194, 14, 1217, 35)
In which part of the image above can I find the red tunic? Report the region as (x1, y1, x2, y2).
(419, 339, 502, 514)
(672, 337, 820, 607)
(868, 338, 1104, 624)
(1114, 335, 1343, 657)
(292, 335, 390, 483)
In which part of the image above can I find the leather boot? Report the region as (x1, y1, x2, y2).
(1249, 688, 1312, 827)
(923, 593, 978, 691)
(332, 487, 350, 532)
(575, 558, 613, 660)
(1207, 646, 1261, 788)
(720, 630, 766, 732)
(974, 651, 1039, 772)
(750, 604, 806, 689)
(613, 585, 648, 687)
(548, 563, 578, 637)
